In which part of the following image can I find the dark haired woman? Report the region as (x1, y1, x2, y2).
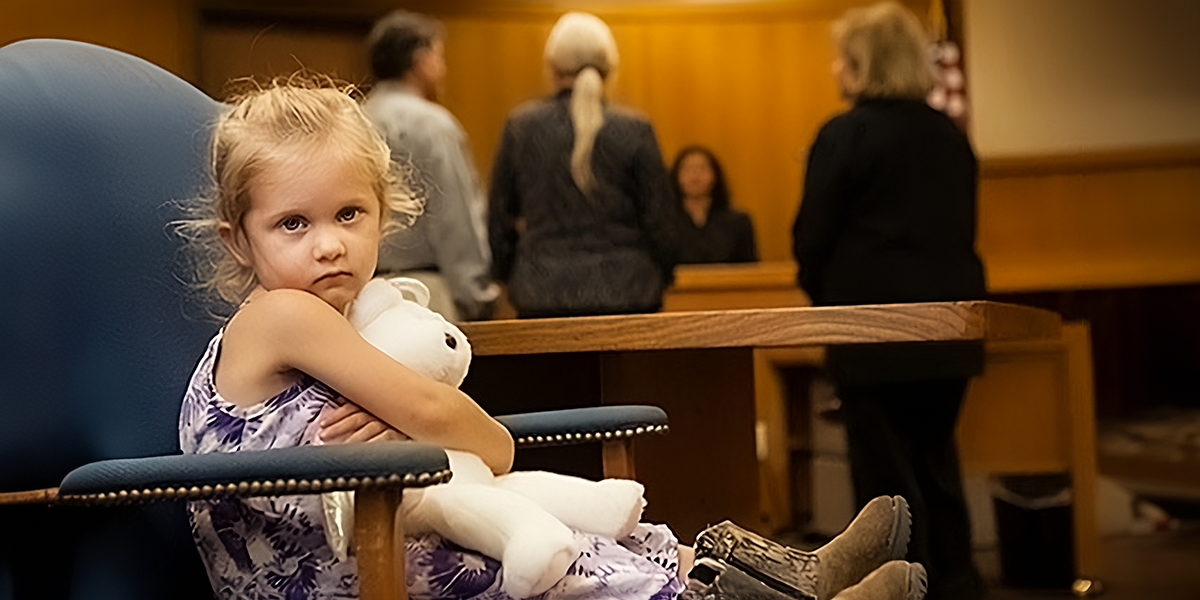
(670, 145, 758, 264)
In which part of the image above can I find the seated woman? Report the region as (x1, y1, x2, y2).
(670, 145, 759, 264)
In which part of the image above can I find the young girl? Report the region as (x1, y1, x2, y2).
(178, 78, 923, 600)
(177, 77, 699, 599)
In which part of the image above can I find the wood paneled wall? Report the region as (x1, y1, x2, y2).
(437, 9, 852, 263)
(980, 150, 1200, 293)
(10, 0, 1198, 293)
(1, 0, 932, 264)
(0, 0, 197, 81)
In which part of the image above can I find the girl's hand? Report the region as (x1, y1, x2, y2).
(319, 401, 410, 443)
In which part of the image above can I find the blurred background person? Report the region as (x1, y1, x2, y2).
(791, 3, 987, 600)
(670, 145, 758, 264)
(488, 11, 678, 319)
(365, 10, 498, 321)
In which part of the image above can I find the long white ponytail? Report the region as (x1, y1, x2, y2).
(544, 12, 619, 195)
(569, 66, 605, 194)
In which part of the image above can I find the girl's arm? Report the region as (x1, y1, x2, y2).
(319, 401, 410, 443)
(217, 288, 514, 474)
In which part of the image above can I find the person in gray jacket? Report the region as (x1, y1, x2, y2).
(364, 10, 498, 321)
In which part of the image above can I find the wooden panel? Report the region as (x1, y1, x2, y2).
(604, 15, 839, 264)
(980, 163, 1200, 291)
(440, 16, 550, 191)
(980, 143, 1200, 177)
(462, 353, 607, 480)
(199, 18, 372, 96)
(671, 261, 800, 291)
(957, 321, 1100, 578)
(662, 261, 811, 312)
(754, 346, 825, 533)
(664, 288, 810, 312)
(460, 302, 1062, 356)
(601, 348, 763, 540)
(0, 0, 198, 80)
(959, 342, 1073, 472)
(1062, 322, 1100, 578)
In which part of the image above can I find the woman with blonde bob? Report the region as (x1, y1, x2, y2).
(488, 12, 679, 318)
(831, 1, 937, 101)
(792, 3, 988, 600)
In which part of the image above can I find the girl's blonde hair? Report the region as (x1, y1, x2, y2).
(834, 1, 936, 100)
(543, 12, 619, 195)
(178, 75, 422, 310)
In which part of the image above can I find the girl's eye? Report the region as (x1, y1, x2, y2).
(279, 216, 305, 231)
(338, 207, 362, 222)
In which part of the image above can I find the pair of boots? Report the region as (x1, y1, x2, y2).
(685, 496, 927, 600)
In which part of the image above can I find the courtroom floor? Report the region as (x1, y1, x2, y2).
(776, 517, 1200, 600)
(976, 522, 1200, 599)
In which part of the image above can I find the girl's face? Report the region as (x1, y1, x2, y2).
(677, 152, 716, 199)
(222, 150, 382, 313)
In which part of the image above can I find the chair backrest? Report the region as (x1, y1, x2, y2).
(0, 40, 223, 599)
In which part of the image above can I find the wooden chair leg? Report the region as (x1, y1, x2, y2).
(356, 486, 406, 600)
(602, 439, 637, 480)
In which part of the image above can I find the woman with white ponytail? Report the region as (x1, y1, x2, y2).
(488, 12, 679, 318)
(543, 11, 616, 195)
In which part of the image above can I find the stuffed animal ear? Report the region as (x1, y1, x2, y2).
(346, 278, 399, 332)
(387, 277, 432, 308)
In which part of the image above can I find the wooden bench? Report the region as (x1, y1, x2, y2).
(460, 300, 1101, 583)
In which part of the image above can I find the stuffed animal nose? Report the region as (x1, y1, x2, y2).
(444, 333, 457, 350)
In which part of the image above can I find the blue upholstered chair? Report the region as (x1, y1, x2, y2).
(0, 39, 667, 600)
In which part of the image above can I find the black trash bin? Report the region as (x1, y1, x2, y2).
(992, 473, 1076, 590)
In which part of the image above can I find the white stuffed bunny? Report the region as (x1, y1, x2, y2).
(335, 277, 647, 599)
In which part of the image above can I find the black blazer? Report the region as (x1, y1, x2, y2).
(675, 206, 758, 264)
(488, 91, 678, 317)
(792, 98, 985, 307)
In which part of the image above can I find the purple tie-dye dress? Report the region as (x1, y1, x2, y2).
(180, 331, 685, 599)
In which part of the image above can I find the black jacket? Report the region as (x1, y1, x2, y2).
(489, 91, 678, 317)
(675, 206, 758, 264)
(792, 98, 985, 306)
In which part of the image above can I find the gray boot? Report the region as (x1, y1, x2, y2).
(688, 496, 912, 600)
(683, 558, 810, 600)
(830, 561, 927, 600)
(691, 522, 819, 599)
(814, 496, 912, 600)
